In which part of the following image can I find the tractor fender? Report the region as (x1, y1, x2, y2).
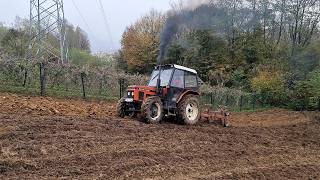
(177, 90, 200, 103)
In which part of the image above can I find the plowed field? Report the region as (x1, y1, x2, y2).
(0, 92, 319, 179)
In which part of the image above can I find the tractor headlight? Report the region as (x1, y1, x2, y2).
(127, 91, 134, 98)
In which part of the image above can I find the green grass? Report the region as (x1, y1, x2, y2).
(0, 83, 118, 102)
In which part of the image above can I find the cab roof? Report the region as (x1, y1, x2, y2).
(156, 64, 197, 74)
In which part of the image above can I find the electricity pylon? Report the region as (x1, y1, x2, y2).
(28, 0, 67, 63)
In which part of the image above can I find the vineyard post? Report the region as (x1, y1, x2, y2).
(240, 95, 243, 112)
(99, 77, 103, 95)
(252, 94, 256, 111)
(261, 95, 265, 108)
(65, 79, 69, 92)
(119, 79, 121, 99)
(210, 92, 214, 108)
(81, 72, 86, 99)
(119, 78, 124, 99)
(226, 95, 229, 107)
(23, 68, 28, 87)
(39, 62, 46, 96)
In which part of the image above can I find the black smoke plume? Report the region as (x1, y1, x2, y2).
(157, 3, 228, 64)
(157, 14, 181, 64)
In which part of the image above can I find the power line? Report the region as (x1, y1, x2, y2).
(96, 0, 114, 51)
(71, 0, 97, 41)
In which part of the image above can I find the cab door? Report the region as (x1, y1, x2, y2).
(184, 71, 199, 91)
(166, 69, 185, 108)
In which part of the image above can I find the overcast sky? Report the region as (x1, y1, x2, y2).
(0, 0, 176, 53)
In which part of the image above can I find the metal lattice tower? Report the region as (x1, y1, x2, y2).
(28, 0, 67, 63)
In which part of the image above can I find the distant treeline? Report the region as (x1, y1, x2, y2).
(117, 0, 320, 110)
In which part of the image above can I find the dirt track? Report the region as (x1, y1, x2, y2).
(0, 93, 320, 179)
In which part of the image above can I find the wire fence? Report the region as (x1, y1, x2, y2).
(199, 90, 320, 112)
(0, 59, 149, 100)
(200, 92, 270, 112)
(1, 59, 319, 112)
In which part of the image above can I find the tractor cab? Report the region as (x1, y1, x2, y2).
(148, 64, 201, 107)
(117, 64, 203, 125)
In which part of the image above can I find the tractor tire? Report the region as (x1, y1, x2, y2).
(141, 96, 164, 124)
(116, 98, 126, 118)
(177, 95, 200, 125)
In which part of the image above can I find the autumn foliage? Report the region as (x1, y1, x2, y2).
(121, 10, 164, 73)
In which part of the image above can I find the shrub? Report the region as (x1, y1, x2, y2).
(251, 70, 286, 105)
(289, 69, 320, 110)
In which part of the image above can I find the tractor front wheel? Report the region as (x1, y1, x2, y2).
(116, 98, 126, 118)
(177, 95, 200, 125)
(141, 96, 164, 124)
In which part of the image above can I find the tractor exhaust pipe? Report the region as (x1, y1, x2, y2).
(156, 65, 162, 96)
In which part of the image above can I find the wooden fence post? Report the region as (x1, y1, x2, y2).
(81, 72, 86, 99)
(226, 95, 229, 106)
(318, 97, 320, 111)
(39, 62, 46, 96)
(210, 92, 214, 108)
(240, 95, 243, 112)
(119, 78, 124, 99)
(23, 68, 28, 87)
(252, 94, 256, 111)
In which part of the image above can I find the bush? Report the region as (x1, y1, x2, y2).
(251, 70, 286, 105)
(308, 69, 320, 97)
(289, 69, 320, 110)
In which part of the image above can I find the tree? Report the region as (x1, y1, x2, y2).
(114, 50, 128, 71)
(121, 10, 165, 74)
(251, 68, 286, 104)
(286, 0, 320, 54)
(1, 28, 28, 57)
(65, 23, 91, 52)
(0, 23, 8, 48)
(68, 48, 97, 66)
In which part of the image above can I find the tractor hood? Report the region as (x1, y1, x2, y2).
(127, 86, 157, 92)
(126, 86, 157, 101)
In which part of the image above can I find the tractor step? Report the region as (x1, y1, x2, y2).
(166, 111, 177, 117)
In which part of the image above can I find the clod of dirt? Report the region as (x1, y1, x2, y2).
(0, 164, 7, 174)
(0, 92, 116, 119)
(314, 114, 320, 122)
(303, 111, 320, 123)
(0, 161, 37, 173)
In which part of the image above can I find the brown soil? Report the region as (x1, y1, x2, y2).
(0, 92, 319, 179)
(0, 92, 116, 118)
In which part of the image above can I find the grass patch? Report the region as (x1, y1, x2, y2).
(0, 84, 118, 102)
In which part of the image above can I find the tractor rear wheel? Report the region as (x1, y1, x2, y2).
(177, 95, 200, 125)
(116, 98, 126, 118)
(141, 96, 164, 124)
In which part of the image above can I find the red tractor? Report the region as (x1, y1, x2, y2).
(116, 64, 203, 125)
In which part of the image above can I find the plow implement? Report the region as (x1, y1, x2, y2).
(201, 106, 230, 127)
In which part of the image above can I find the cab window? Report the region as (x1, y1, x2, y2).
(171, 69, 184, 88)
(185, 72, 198, 88)
(148, 69, 174, 87)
